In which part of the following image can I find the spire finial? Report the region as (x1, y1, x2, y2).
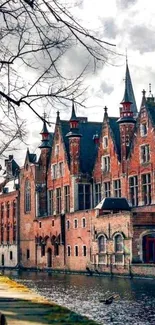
(43, 111, 47, 120)
(126, 48, 128, 64)
(104, 106, 108, 114)
(149, 83, 152, 97)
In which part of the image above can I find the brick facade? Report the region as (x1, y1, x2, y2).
(1, 64, 155, 277)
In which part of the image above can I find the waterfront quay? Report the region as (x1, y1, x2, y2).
(0, 275, 99, 325)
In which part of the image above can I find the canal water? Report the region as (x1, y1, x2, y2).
(4, 270, 155, 325)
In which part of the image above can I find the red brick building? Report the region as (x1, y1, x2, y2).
(1, 62, 155, 277)
(0, 156, 19, 267)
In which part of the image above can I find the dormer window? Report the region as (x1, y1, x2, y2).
(103, 136, 108, 149)
(140, 123, 147, 137)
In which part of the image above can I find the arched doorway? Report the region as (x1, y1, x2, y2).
(143, 233, 155, 263)
(47, 248, 52, 267)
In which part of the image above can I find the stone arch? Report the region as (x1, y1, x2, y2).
(139, 230, 155, 263)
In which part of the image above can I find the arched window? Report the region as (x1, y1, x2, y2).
(114, 234, 123, 253)
(25, 180, 31, 212)
(98, 235, 106, 253)
(114, 234, 124, 264)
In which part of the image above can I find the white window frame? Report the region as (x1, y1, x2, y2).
(82, 245, 87, 256)
(113, 179, 121, 197)
(74, 219, 78, 229)
(140, 123, 147, 137)
(129, 175, 138, 206)
(103, 181, 111, 198)
(82, 217, 86, 228)
(74, 245, 79, 256)
(52, 164, 57, 179)
(140, 144, 150, 164)
(66, 219, 70, 230)
(102, 136, 108, 149)
(101, 155, 110, 172)
(113, 233, 124, 265)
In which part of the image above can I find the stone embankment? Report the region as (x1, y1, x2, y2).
(0, 275, 99, 325)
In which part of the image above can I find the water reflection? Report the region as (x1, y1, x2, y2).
(4, 270, 155, 325)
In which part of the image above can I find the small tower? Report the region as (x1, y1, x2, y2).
(38, 115, 51, 216)
(117, 62, 136, 173)
(66, 101, 82, 175)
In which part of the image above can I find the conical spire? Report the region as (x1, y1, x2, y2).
(39, 117, 51, 149)
(121, 61, 137, 116)
(70, 100, 78, 121)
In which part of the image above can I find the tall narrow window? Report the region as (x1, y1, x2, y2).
(6, 202, 10, 218)
(13, 224, 16, 243)
(56, 188, 61, 214)
(114, 234, 123, 263)
(59, 162, 64, 177)
(13, 200, 17, 218)
(83, 245, 87, 256)
(98, 235, 106, 253)
(7, 224, 10, 243)
(82, 218, 86, 228)
(103, 182, 111, 198)
(52, 164, 57, 179)
(48, 190, 53, 215)
(67, 246, 71, 256)
(140, 123, 147, 136)
(64, 186, 70, 212)
(78, 184, 91, 210)
(141, 145, 150, 163)
(113, 179, 121, 197)
(10, 251, 13, 260)
(1, 204, 4, 220)
(66, 220, 70, 230)
(74, 219, 78, 229)
(142, 174, 151, 205)
(75, 245, 78, 256)
(129, 176, 138, 206)
(95, 183, 101, 206)
(98, 235, 106, 264)
(26, 249, 30, 259)
(101, 156, 110, 172)
(25, 180, 31, 212)
(1, 225, 4, 243)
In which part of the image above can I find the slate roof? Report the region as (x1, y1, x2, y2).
(95, 197, 131, 211)
(60, 120, 102, 174)
(123, 63, 138, 116)
(108, 117, 121, 160)
(145, 98, 155, 126)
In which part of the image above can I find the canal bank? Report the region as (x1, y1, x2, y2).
(0, 275, 100, 325)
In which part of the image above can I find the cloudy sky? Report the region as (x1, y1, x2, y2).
(12, 0, 155, 165)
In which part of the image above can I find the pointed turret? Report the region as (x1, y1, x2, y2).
(66, 100, 82, 138)
(123, 61, 138, 117)
(66, 101, 82, 175)
(117, 62, 136, 172)
(117, 61, 136, 125)
(39, 118, 51, 149)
